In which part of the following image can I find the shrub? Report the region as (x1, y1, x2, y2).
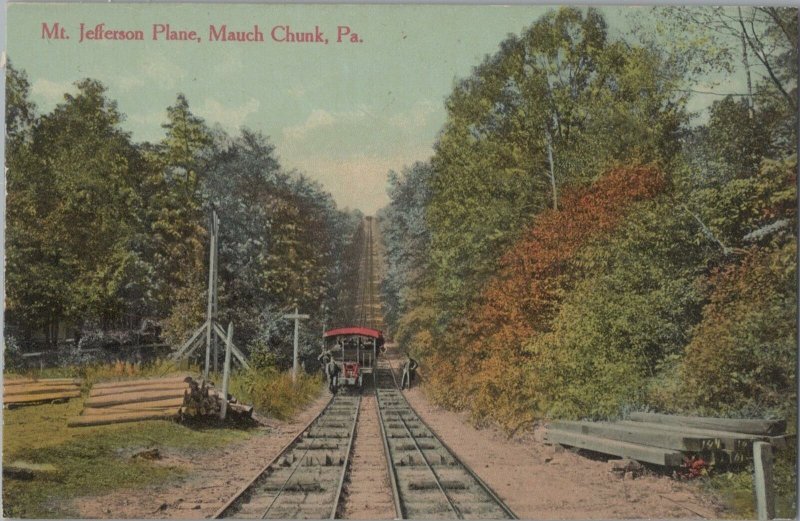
(229, 368, 322, 420)
(679, 241, 797, 421)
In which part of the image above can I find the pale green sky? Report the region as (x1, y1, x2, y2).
(7, 4, 746, 213)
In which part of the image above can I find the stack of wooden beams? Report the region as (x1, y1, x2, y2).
(544, 412, 790, 467)
(68, 375, 190, 427)
(4, 378, 82, 407)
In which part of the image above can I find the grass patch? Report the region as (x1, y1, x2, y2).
(3, 362, 322, 517)
(229, 368, 323, 420)
(3, 377, 252, 518)
(703, 444, 797, 519)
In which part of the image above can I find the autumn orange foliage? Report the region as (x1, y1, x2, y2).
(426, 165, 667, 431)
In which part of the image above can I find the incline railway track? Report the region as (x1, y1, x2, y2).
(215, 395, 360, 519)
(375, 362, 517, 520)
(354, 216, 382, 331)
(215, 216, 515, 519)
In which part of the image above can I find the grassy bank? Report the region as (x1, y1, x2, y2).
(3, 363, 323, 518)
(2, 397, 251, 518)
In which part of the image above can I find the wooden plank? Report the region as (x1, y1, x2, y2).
(4, 378, 80, 386)
(550, 420, 732, 452)
(616, 420, 786, 451)
(4, 384, 80, 396)
(89, 382, 188, 397)
(68, 409, 179, 427)
(85, 389, 188, 408)
(754, 441, 775, 520)
(213, 322, 251, 371)
(628, 412, 785, 436)
(4, 390, 81, 405)
(219, 322, 233, 420)
(544, 427, 685, 466)
(81, 398, 186, 416)
(91, 376, 190, 390)
(172, 322, 208, 360)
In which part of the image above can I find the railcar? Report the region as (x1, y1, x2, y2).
(322, 326, 384, 388)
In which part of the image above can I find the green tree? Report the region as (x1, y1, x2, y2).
(427, 7, 686, 324)
(6, 79, 147, 342)
(151, 94, 212, 345)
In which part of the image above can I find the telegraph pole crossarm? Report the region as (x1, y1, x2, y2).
(283, 306, 310, 381)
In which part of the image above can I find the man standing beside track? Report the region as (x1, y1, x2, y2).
(326, 358, 340, 394)
(401, 354, 418, 390)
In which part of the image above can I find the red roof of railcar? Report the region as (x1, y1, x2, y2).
(324, 326, 383, 339)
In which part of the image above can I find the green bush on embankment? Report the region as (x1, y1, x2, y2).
(229, 368, 324, 420)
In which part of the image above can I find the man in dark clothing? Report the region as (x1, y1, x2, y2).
(326, 359, 341, 394)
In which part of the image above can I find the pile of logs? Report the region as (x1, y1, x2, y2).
(4, 378, 82, 407)
(68, 375, 252, 427)
(181, 378, 253, 421)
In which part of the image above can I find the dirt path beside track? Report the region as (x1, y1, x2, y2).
(402, 383, 723, 519)
(73, 392, 332, 519)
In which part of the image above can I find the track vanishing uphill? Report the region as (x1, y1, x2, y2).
(215, 216, 515, 519)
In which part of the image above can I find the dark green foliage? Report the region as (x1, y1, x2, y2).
(4, 75, 360, 368)
(6, 79, 151, 342)
(379, 162, 434, 335)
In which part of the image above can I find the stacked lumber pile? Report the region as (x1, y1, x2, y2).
(68, 375, 253, 427)
(544, 412, 790, 467)
(68, 375, 190, 427)
(4, 378, 82, 407)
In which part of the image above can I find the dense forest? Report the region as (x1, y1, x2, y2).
(5, 66, 362, 370)
(379, 7, 797, 429)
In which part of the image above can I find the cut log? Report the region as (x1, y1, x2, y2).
(4, 390, 81, 405)
(81, 398, 186, 416)
(68, 409, 179, 427)
(550, 420, 746, 452)
(4, 461, 60, 480)
(91, 375, 191, 390)
(4, 384, 80, 396)
(228, 403, 254, 416)
(628, 412, 785, 436)
(4, 378, 80, 387)
(85, 389, 188, 408)
(89, 382, 189, 397)
(544, 427, 685, 466)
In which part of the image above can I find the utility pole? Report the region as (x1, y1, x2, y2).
(204, 210, 218, 380)
(172, 211, 250, 373)
(284, 306, 310, 381)
(211, 211, 219, 376)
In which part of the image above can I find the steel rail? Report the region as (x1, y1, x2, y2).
(214, 394, 359, 519)
(329, 395, 361, 519)
(376, 380, 408, 518)
(375, 390, 405, 519)
(376, 360, 518, 520)
(257, 395, 360, 519)
(213, 394, 334, 518)
(396, 405, 462, 518)
(408, 400, 519, 520)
